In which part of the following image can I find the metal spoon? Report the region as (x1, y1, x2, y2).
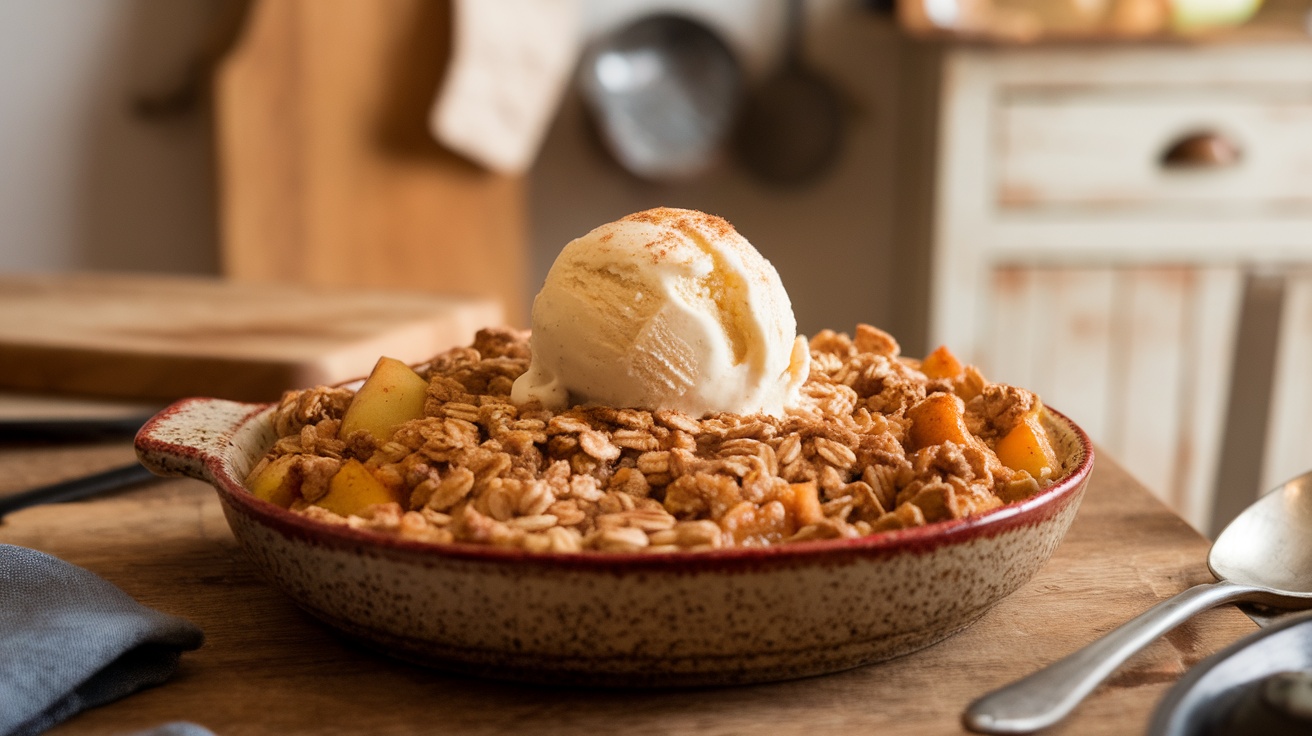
(964, 469, 1312, 734)
(577, 14, 743, 181)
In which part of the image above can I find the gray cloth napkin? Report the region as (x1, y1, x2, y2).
(0, 544, 204, 736)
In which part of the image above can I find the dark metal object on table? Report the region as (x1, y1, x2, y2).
(0, 413, 162, 520)
(965, 469, 1312, 734)
(0, 463, 158, 521)
(1148, 610, 1312, 736)
(0, 414, 159, 443)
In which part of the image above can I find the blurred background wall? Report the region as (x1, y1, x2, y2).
(0, 0, 222, 274)
(0, 0, 899, 341)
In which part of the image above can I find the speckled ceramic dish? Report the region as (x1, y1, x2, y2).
(136, 397, 1093, 687)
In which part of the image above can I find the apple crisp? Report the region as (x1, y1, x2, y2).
(246, 325, 1066, 553)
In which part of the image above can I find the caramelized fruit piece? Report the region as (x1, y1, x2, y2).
(921, 345, 964, 380)
(246, 455, 300, 508)
(996, 411, 1059, 480)
(906, 392, 972, 451)
(315, 459, 404, 517)
(777, 481, 825, 528)
(339, 356, 429, 442)
(720, 500, 792, 546)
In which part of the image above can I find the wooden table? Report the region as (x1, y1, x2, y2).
(0, 409, 1258, 735)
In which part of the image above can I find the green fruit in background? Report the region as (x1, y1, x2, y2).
(1170, 0, 1264, 30)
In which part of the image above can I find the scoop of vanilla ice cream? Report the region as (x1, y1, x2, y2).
(511, 207, 810, 417)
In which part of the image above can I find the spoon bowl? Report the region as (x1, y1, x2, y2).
(1210, 471, 1312, 598)
(965, 469, 1312, 734)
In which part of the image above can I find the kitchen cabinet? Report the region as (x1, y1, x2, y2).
(896, 40, 1312, 533)
(1266, 269, 1312, 495)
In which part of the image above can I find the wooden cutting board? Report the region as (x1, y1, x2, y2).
(215, 0, 530, 325)
(0, 273, 502, 402)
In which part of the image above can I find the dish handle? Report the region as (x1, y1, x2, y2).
(135, 397, 271, 484)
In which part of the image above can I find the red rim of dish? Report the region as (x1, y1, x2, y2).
(140, 399, 1095, 571)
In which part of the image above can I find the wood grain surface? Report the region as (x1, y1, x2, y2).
(0, 273, 500, 402)
(215, 0, 531, 325)
(0, 435, 1258, 735)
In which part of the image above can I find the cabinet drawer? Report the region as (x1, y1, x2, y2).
(996, 86, 1312, 212)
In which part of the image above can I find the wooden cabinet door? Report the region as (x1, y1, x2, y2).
(984, 264, 1242, 532)
(1264, 269, 1312, 494)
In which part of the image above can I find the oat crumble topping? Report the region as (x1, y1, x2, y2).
(248, 325, 1062, 553)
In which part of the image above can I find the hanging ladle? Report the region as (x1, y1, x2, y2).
(965, 469, 1312, 733)
(577, 14, 743, 181)
(734, 0, 843, 186)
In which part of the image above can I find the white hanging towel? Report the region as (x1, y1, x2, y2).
(430, 0, 582, 175)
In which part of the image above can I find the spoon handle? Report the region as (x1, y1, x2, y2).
(963, 580, 1257, 733)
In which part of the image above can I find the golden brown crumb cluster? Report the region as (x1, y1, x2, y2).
(257, 326, 1057, 553)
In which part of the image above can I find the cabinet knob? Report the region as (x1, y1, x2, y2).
(1160, 131, 1242, 169)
